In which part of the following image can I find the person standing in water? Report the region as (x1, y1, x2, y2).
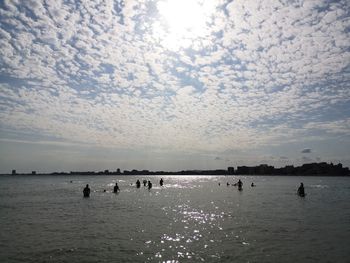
(83, 184, 90, 197)
(160, 178, 164, 187)
(297, 183, 305, 197)
(136, 179, 141, 188)
(148, 180, 152, 190)
(113, 183, 120, 193)
(237, 179, 243, 190)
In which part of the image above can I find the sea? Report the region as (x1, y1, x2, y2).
(0, 175, 349, 263)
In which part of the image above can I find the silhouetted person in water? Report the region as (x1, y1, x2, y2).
(251, 183, 255, 187)
(148, 180, 152, 190)
(136, 180, 141, 188)
(83, 184, 90, 197)
(160, 178, 164, 187)
(114, 183, 120, 193)
(237, 179, 243, 191)
(143, 180, 147, 187)
(227, 182, 230, 186)
(297, 183, 305, 197)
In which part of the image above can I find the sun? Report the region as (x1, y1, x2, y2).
(154, 0, 215, 50)
(158, 0, 207, 37)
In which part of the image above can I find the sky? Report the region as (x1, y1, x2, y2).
(0, 0, 350, 173)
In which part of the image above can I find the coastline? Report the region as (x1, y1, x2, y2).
(3, 161, 349, 177)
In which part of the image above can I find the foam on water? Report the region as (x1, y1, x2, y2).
(0, 175, 349, 262)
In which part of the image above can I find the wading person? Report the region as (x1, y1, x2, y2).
(114, 183, 120, 193)
(297, 183, 305, 197)
(237, 179, 243, 191)
(83, 184, 90, 197)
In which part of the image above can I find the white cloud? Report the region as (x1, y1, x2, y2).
(0, 0, 349, 170)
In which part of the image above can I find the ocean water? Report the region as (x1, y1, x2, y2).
(0, 175, 349, 263)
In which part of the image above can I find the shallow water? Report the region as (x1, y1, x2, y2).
(0, 175, 349, 262)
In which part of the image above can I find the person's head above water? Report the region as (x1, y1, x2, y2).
(86, 184, 89, 187)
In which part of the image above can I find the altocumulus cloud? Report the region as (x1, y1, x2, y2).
(0, 0, 350, 168)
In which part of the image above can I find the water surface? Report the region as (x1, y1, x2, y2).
(0, 175, 349, 262)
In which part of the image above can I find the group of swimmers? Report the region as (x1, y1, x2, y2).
(83, 178, 165, 197)
(133, 178, 164, 188)
(83, 178, 306, 198)
(221, 180, 305, 196)
(222, 179, 245, 190)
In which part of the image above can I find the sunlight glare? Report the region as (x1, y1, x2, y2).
(155, 0, 215, 50)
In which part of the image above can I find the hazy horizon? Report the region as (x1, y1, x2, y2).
(1, 0, 349, 173)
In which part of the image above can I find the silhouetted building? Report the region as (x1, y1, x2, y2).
(257, 164, 274, 175)
(236, 166, 250, 174)
(284, 165, 295, 174)
(227, 167, 234, 175)
(32, 171, 36, 175)
(295, 162, 349, 176)
(236, 164, 274, 175)
(235, 162, 349, 176)
(12, 170, 16, 175)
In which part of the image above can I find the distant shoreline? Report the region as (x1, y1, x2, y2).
(4, 162, 350, 177)
(1, 173, 350, 177)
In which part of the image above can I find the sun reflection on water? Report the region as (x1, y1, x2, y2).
(142, 199, 232, 261)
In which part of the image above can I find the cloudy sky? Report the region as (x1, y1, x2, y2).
(0, 0, 349, 173)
